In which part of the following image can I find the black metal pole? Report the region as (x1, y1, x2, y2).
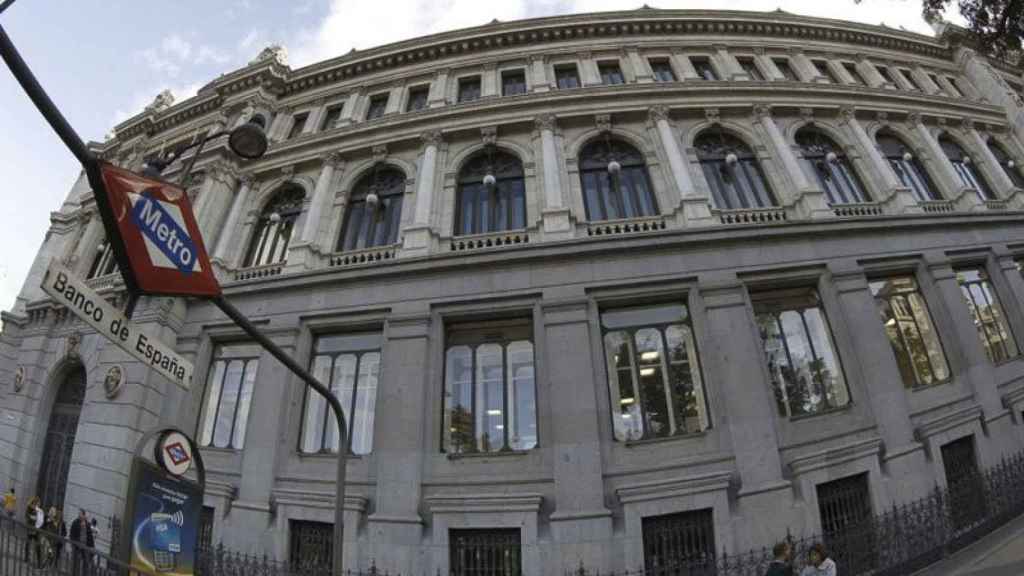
(211, 295, 347, 573)
(175, 130, 226, 187)
(0, 0, 17, 15)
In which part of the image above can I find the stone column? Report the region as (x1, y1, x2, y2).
(855, 55, 888, 88)
(194, 162, 239, 250)
(535, 115, 572, 237)
(213, 175, 255, 266)
(714, 44, 747, 80)
(529, 55, 550, 92)
(337, 89, 363, 126)
(367, 312, 430, 574)
(627, 47, 652, 83)
(753, 105, 833, 219)
(402, 131, 442, 254)
(757, 53, 785, 81)
(301, 152, 344, 244)
(70, 215, 103, 276)
(924, 253, 1014, 458)
(542, 297, 613, 571)
(672, 49, 700, 80)
(788, 48, 819, 83)
(828, 260, 930, 501)
(648, 106, 713, 226)
(914, 66, 942, 95)
(481, 63, 498, 98)
(384, 85, 404, 115)
(698, 277, 797, 549)
(839, 107, 922, 213)
(578, 52, 601, 86)
(966, 121, 1020, 201)
(427, 69, 449, 108)
(909, 113, 983, 210)
(267, 107, 290, 142)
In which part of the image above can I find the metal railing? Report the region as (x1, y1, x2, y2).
(0, 513, 143, 576)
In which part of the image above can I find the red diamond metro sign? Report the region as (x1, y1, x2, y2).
(97, 162, 220, 298)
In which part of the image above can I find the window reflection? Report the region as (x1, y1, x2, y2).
(956, 268, 1019, 363)
(199, 345, 261, 449)
(869, 276, 949, 388)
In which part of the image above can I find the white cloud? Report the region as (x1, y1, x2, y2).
(138, 47, 182, 77)
(238, 28, 263, 57)
(195, 45, 231, 65)
(162, 34, 192, 61)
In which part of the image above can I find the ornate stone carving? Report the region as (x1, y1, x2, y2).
(280, 165, 296, 180)
(799, 107, 815, 124)
(64, 333, 81, 359)
(534, 114, 557, 132)
(372, 144, 389, 162)
(839, 106, 857, 124)
(876, 111, 889, 123)
(906, 112, 922, 125)
(421, 130, 444, 147)
(239, 173, 256, 188)
(249, 44, 289, 66)
(595, 114, 612, 132)
(322, 151, 345, 168)
(936, 116, 947, 127)
(961, 117, 975, 132)
(103, 365, 125, 399)
(752, 46, 765, 55)
(648, 105, 670, 123)
(481, 127, 498, 145)
(705, 108, 721, 124)
(145, 90, 175, 113)
(753, 104, 773, 118)
(13, 366, 24, 393)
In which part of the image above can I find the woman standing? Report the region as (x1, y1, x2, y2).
(23, 496, 43, 567)
(800, 543, 837, 576)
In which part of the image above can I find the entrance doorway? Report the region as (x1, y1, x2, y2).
(35, 365, 86, 511)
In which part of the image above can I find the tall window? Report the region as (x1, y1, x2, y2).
(87, 240, 118, 279)
(813, 60, 837, 83)
(501, 70, 527, 96)
(795, 128, 869, 205)
(876, 65, 897, 87)
(319, 105, 342, 131)
(287, 113, 308, 140)
(956, 267, 1019, 363)
(406, 86, 429, 111)
(900, 68, 922, 91)
(988, 139, 1024, 188)
(690, 57, 718, 80)
(455, 147, 526, 236)
(928, 73, 945, 95)
(598, 61, 625, 85)
(601, 303, 709, 442)
(365, 94, 388, 120)
(450, 529, 521, 576)
(301, 333, 380, 455)
(736, 57, 764, 80)
(243, 185, 304, 268)
(198, 344, 260, 449)
(843, 62, 865, 85)
(337, 166, 405, 251)
(554, 64, 580, 89)
(773, 58, 799, 81)
(876, 131, 940, 201)
(578, 137, 658, 221)
(753, 287, 850, 419)
(649, 59, 676, 82)
(946, 76, 967, 98)
(817, 474, 876, 575)
(940, 135, 994, 199)
(869, 276, 949, 388)
(443, 320, 537, 454)
(642, 510, 715, 573)
(458, 76, 482, 102)
(694, 129, 777, 210)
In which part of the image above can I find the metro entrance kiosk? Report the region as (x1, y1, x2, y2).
(0, 14, 349, 574)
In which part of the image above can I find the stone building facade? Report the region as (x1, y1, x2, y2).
(3, 7, 1024, 575)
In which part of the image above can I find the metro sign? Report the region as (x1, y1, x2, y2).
(98, 162, 220, 297)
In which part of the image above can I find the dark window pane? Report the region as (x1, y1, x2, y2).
(338, 167, 406, 251)
(287, 113, 308, 140)
(450, 529, 521, 576)
(319, 105, 342, 131)
(599, 61, 625, 85)
(901, 68, 921, 91)
(455, 149, 526, 235)
(555, 65, 580, 89)
(501, 70, 527, 95)
(876, 65, 897, 86)
(694, 130, 778, 209)
(289, 520, 333, 573)
(244, 186, 305, 267)
(578, 138, 658, 222)
(365, 95, 388, 120)
(813, 60, 836, 83)
(774, 58, 798, 81)
(458, 76, 482, 102)
(649, 59, 676, 82)
(795, 128, 869, 204)
(844, 62, 865, 85)
(691, 57, 718, 80)
(642, 510, 715, 572)
(737, 57, 763, 80)
(876, 131, 940, 201)
(406, 87, 429, 111)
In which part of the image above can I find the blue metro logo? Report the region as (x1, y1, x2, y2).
(129, 190, 201, 275)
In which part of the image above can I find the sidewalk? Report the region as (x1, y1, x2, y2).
(915, 513, 1024, 576)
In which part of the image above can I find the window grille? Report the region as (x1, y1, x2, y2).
(289, 520, 333, 573)
(642, 509, 716, 573)
(450, 528, 521, 576)
(199, 507, 215, 551)
(242, 186, 305, 268)
(868, 276, 949, 388)
(941, 436, 987, 531)
(956, 267, 1019, 363)
(817, 473, 876, 574)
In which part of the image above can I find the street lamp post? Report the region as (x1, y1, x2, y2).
(0, 19, 348, 574)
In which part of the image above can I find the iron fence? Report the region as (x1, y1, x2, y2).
(0, 512, 145, 576)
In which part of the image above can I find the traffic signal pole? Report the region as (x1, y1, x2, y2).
(0, 19, 347, 574)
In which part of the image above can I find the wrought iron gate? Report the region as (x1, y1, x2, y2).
(449, 528, 522, 576)
(289, 520, 333, 573)
(35, 367, 85, 512)
(817, 473, 876, 574)
(641, 508, 716, 574)
(941, 436, 987, 534)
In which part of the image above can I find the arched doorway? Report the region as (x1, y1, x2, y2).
(36, 365, 86, 511)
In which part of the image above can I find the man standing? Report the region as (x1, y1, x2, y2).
(69, 509, 94, 576)
(765, 541, 794, 576)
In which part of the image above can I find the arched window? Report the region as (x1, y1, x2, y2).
(578, 137, 658, 221)
(939, 134, 994, 199)
(87, 238, 118, 279)
(338, 166, 405, 251)
(243, 185, 304, 268)
(795, 128, 869, 205)
(456, 147, 526, 235)
(987, 140, 1024, 188)
(876, 131, 940, 202)
(694, 129, 776, 210)
(36, 365, 85, 511)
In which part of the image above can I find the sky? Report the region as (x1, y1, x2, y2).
(0, 0, 961, 316)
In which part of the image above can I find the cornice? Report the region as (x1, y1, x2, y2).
(106, 9, 962, 142)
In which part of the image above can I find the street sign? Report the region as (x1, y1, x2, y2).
(97, 162, 220, 298)
(41, 261, 194, 390)
(156, 430, 193, 477)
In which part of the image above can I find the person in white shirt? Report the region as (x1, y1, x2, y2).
(800, 543, 837, 576)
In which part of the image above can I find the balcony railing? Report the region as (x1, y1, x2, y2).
(586, 216, 667, 237)
(832, 202, 883, 218)
(234, 262, 285, 281)
(715, 207, 787, 225)
(450, 230, 529, 251)
(985, 198, 1009, 210)
(328, 244, 398, 267)
(920, 199, 955, 214)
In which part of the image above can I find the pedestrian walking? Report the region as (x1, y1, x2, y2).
(23, 496, 43, 568)
(46, 507, 67, 568)
(90, 517, 102, 567)
(800, 543, 837, 576)
(70, 509, 94, 576)
(765, 541, 794, 576)
(2, 487, 14, 518)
